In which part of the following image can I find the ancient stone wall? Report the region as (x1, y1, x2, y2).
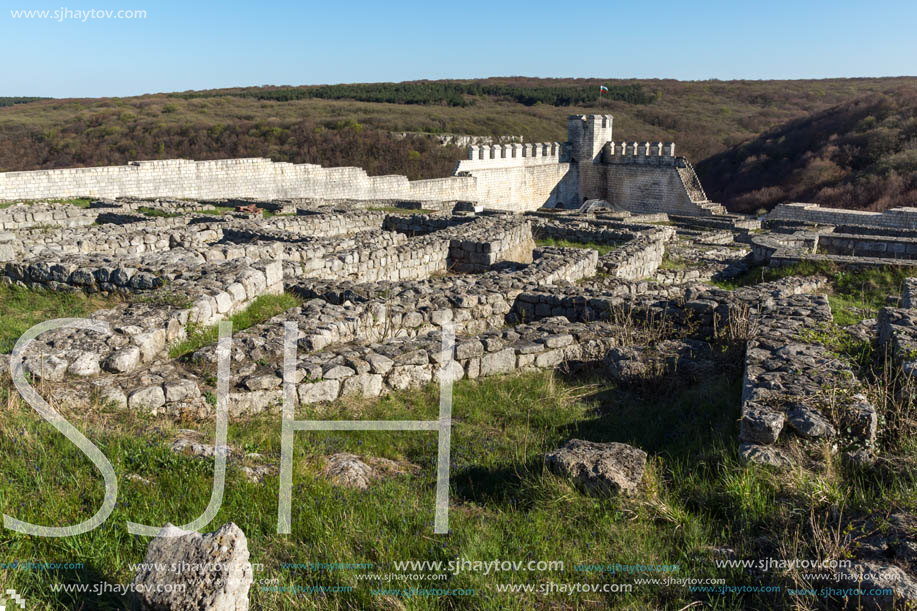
(767, 203, 917, 230)
(457, 163, 577, 212)
(0, 114, 723, 219)
(0, 158, 477, 203)
(603, 165, 706, 216)
(596, 233, 671, 280)
(0, 202, 101, 230)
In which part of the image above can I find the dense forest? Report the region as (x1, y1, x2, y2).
(1, 77, 915, 212)
(0, 97, 47, 108)
(696, 90, 917, 213)
(170, 81, 655, 107)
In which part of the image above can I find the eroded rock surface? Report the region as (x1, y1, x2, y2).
(132, 522, 252, 611)
(546, 439, 647, 496)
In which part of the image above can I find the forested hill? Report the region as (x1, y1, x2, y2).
(1, 77, 915, 209)
(696, 90, 917, 213)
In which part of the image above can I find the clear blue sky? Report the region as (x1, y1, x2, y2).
(1, 0, 914, 98)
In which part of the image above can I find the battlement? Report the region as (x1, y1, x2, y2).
(567, 114, 613, 163)
(567, 113, 613, 127)
(455, 142, 564, 172)
(602, 141, 677, 166)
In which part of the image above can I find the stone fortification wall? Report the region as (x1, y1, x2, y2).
(767, 203, 917, 231)
(0, 158, 477, 203)
(453, 143, 576, 211)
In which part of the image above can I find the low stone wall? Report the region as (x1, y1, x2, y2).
(750, 232, 817, 265)
(903, 278, 917, 309)
(739, 292, 876, 466)
(445, 217, 535, 272)
(771, 252, 917, 270)
(0, 202, 100, 230)
(281, 246, 598, 352)
(532, 220, 641, 246)
(878, 307, 917, 377)
(290, 197, 460, 214)
(524, 210, 670, 224)
(668, 214, 760, 232)
(10, 220, 223, 260)
(180, 316, 621, 416)
(596, 232, 670, 280)
(767, 202, 917, 231)
(289, 234, 450, 283)
(18, 260, 284, 383)
(818, 233, 917, 260)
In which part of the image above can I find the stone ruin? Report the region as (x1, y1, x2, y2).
(4, 140, 917, 608)
(1, 195, 905, 468)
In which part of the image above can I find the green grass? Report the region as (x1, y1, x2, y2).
(3, 262, 916, 608)
(712, 260, 917, 324)
(0, 284, 121, 353)
(169, 292, 302, 358)
(137, 206, 181, 218)
(2, 355, 914, 609)
(658, 253, 688, 271)
(535, 238, 619, 256)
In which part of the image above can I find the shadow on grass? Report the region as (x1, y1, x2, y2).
(451, 366, 743, 508)
(17, 564, 129, 610)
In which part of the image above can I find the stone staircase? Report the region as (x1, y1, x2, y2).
(676, 159, 726, 216)
(695, 201, 728, 215)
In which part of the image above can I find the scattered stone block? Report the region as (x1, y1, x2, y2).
(546, 439, 647, 496)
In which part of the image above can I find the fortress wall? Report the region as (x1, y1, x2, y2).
(455, 143, 563, 172)
(602, 141, 677, 166)
(767, 203, 917, 230)
(465, 163, 576, 212)
(603, 165, 695, 215)
(408, 176, 476, 201)
(0, 158, 477, 203)
(452, 141, 576, 210)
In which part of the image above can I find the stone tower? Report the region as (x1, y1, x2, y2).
(566, 114, 613, 203)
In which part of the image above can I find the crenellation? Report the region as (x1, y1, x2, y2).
(0, 114, 717, 220)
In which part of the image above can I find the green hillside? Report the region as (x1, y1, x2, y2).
(696, 89, 917, 213)
(1, 77, 915, 205)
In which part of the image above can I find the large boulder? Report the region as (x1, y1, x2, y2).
(323, 453, 375, 490)
(132, 522, 252, 611)
(546, 439, 647, 496)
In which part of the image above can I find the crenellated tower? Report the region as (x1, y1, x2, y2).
(566, 114, 613, 203)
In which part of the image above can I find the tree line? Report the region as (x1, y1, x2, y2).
(170, 82, 655, 107)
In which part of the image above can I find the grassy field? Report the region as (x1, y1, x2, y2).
(1, 267, 916, 609)
(713, 260, 917, 325)
(0, 284, 121, 353)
